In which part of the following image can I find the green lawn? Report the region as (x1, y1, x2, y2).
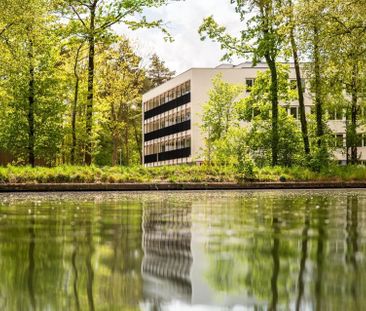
(0, 164, 365, 183)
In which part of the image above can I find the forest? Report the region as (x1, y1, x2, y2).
(0, 0, 365, 176)
(0, 0, 175, 167)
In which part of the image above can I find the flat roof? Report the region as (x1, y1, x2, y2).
(143, 61, 299, 99)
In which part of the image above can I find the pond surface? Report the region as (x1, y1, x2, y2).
(0, 190, 365, 310)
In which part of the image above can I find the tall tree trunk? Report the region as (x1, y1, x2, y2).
(266, 56, 279, 166)
(112, 131, 119, 166)
(132, 118, 142, 164)
(125, 125, 129, 166)
(349, 63, 359, 164)
(290, 27, 310, 156)
(27, 35, 35, 167)
(85, 3, 96, 166)
(124, 105, 130, 166)
(313, 25, 324, 148)
(71, 44, 82, 165)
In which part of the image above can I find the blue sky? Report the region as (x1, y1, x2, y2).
(115, 0, 242, 74)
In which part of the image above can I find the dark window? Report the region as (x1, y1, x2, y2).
(335, 108, 343, 120)
(246, 79, 254, 92)
(290, 107, 298, 119)
(290, 79, 297, 90)
(328, 109, 335, 120)
(289, 79, 305, 92)
(144, 93, 191, 120)
(336, 134, 344, 148)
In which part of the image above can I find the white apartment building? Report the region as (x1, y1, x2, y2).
(142, 62, 365, 167)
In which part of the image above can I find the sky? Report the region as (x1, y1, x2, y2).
(114, 0, 243, 75)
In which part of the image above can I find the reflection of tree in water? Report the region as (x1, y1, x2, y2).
(0, 199, 144, 310)
(95, 201, 144, 309)
(141, 201, 193, 305)
(0, 192, 366, 310)
(203, 193, 366, 310)
(346, 195, 360, 309)
(295, 199, 310, 311)
(27, 208, 36, 311)
(204, 197, 300, 308)
(321, 194, 364, 311)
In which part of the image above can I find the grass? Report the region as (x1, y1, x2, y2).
(0, 164, 365, 184)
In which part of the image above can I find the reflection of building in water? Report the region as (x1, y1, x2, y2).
(141, 201, 193, 304)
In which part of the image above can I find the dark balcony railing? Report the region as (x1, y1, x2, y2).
(144, 120, 191, 142)
(144, 147, 191, 164)
(144, 93, 191, 120)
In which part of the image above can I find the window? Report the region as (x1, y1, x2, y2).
(289, 79, 306, 92)
(328, 109, 335, 120)
(185, 81, 191, 94)
(336, 134, 344, 148)
(185, 136, 191, 148)
(246, 79, 254, 92)
(290, 107, 298, 119)
(357, 134, 363, 147)
(290, 79, 297, 90)
(182, 81, 190, 95)
(335, 108, 343, 120)
(165, 92, 169, 103)
(176, 85, 182, 97)
(301, 79, 306, 92)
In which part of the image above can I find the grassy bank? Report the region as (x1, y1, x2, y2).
(0, 164, 365, 184)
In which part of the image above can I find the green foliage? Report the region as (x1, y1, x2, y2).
(199, 0, 287, 63)
(0, 164, 366, 184)
(239, 65, 303, 167)
(146, 53, 176, 89)
(0, 0, 178, 167)
(304, 112, 335, 170)
(202, 74, 244, 141)
(0, 0, 66, 165)
(247, 105, 303, 167)
(201, 74, 246, 167)
(95, 38, 145, 166)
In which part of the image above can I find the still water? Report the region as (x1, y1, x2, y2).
(0, 190, 365, 310)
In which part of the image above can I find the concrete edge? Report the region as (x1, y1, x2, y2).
(0, 182, 365, 192)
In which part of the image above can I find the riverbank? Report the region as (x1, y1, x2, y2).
(1, 181, 366, 192)
(0, 165, 365, 192)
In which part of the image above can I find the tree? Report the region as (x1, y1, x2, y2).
(0, 0, 66, 166)
(322, 0, 366, 164)
(146, 53, 175, 89)
(296, 0, 331, 163)
(240, 65, 303, 167)
(96, 38, 145, 166)
(199, 0, 287, 166)
(200, 74, 244, 165)
(284, 0, 310, 157)
(62, 0, 174, 165)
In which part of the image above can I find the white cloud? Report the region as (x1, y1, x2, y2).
(114, 0, 243, 74)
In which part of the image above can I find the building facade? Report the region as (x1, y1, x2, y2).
(142, 62, 365, 166)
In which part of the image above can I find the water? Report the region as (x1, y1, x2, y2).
(0, 190, 365, 311)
